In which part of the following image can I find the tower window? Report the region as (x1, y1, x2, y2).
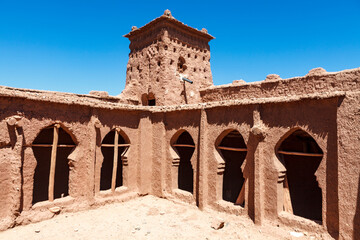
(148, 92, 156, 106)
(148, 99, 156, 106)
(177, 57, 187, 73)
(141, 93, 156, 106)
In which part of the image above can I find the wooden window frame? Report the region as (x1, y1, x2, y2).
(100, 128, 130, 192)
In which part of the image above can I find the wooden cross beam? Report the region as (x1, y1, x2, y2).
(111, 128, 120, 192)
(235, 179, 246, 206)
(283, 175, 293, 214)
(48, 124, 60, 202)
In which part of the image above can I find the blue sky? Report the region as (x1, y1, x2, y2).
(0, 0, 359, 96)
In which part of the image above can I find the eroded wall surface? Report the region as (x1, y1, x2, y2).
(121, 13, 213, 106)
(200, 68, 360, 102)
(0, 95, 143, 229)
(0, 67, 359, 239)
(337, 91, 360, 240)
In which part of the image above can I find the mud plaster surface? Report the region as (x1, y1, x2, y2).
(0, 195, 332, 240)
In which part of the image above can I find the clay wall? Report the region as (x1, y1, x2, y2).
(156, 96, 341, 238)
(0, 68, 359, 239)
(163, 110, 201, 204)
(0, 96, 144, 230)
(337, 91, 360, 240)
(200, 68, 360, 102)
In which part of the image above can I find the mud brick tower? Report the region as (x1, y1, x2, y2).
(121, 10, 214, 106)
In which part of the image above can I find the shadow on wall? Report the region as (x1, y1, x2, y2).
(164, 110, 200, 132)
(354, 174, 360, 240)
(97, 110, 141, 129)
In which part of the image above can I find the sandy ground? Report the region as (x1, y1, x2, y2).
(0, 196, 332, 240)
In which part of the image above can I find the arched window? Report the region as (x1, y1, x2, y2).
(172, 131, 195, 193)
(100, 128, 129, 192)
(32, 124, 76, 204)
(148, 93, 156, 106)
(177, 56, 187, 73)
(277, 129, 323, 222)
(217, 130, 247, 206)
(141, 93, 156, 106)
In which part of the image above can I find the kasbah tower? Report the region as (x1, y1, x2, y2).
(121, 9, 214, 106)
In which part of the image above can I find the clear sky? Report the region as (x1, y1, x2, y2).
(0, 0, 359, 96)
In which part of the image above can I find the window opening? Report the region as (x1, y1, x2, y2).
(141, 93, 156, 106)
(32, 124, 76, 204)
(172, 131, 195, 193)
(148, 99, 156, 106)
(100, 128, 129, 192)
(217, 130, 247, 206)
(177, 57, 187, 73)
(278, 130, 323, 222)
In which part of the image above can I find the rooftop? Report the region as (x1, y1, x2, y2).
(124, 10, 214, 41)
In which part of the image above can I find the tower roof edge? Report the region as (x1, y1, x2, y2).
(123, 12, 215, 41)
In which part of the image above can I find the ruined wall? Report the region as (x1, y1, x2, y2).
(0, 95, 143, 230)
(200, 68, 360, 102)
(0, 66, 359, 239)
(125, 93, 344, 238)
(198, 67, 360, 239)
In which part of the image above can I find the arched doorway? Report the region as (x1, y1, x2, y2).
(172, 131, 195, 193)
(277, 129, 323, 222)
(100, 128, 130, 192)
(32, 124, 76, 204)
(216, 130, 247, 206)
